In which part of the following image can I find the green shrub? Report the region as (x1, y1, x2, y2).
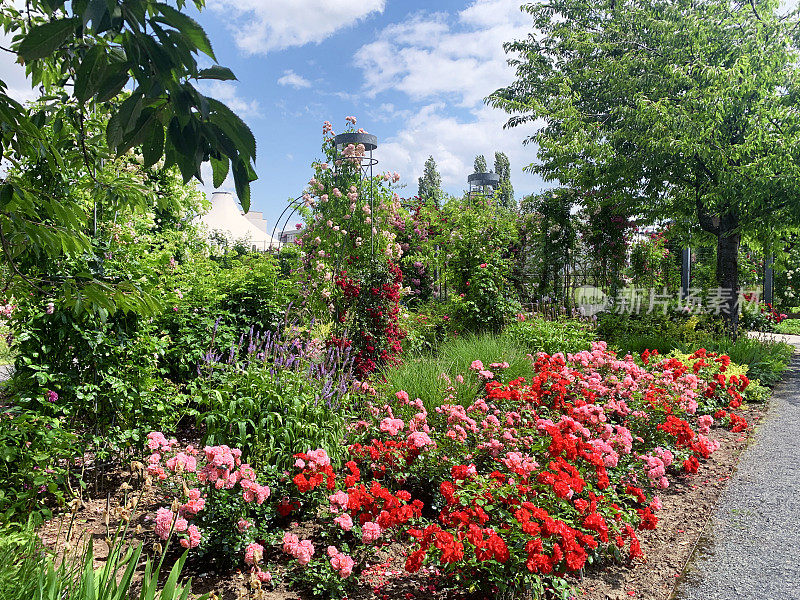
(596, 311, 717, 354)
(502, 317, 596, 355)
(200, 367, 350, 472)
(162, 253, 295, 382)
(775, 318, 800, 335)
(680, 336, 794, 387)
(10, 304, 182, 454)
(0, 405, 79, 521)
(0, 326, 13, 366)
(595, 312, 793, 386)
(400, 305, 452, 355)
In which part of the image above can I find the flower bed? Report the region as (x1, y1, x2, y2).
(137, 342, 759, 599)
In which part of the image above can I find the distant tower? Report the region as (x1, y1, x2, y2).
(467, 171, 500, 202)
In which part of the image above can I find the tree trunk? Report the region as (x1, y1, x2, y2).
(696, 193, 740, 339)
(716, 216, 740, 339)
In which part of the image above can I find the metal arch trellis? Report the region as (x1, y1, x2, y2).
(270, 195, 305, 252)
(332, 131, 379, 259)
(270, 131, 380, 289)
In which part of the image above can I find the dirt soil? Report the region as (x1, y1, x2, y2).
(38, 405, 766, 600)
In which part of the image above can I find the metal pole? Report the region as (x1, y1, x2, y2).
(765, 254, 774, 305)
(681, 247, 691, 300)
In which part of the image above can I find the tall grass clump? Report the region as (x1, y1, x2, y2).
(382, 333, 534, 412)
(0, 518, 206, 600)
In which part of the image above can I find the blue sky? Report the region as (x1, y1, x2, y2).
(2, 1, 553, 228)
(188, 0, 549, 228)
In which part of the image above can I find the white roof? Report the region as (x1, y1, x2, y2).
(198, 191, 277, 250)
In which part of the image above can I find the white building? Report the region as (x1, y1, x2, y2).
(198, 191, 278, 251)
(280, 227, 304, 245)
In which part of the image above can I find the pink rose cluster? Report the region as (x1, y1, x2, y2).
(283, 532, 315, 565)
(334, 512, 353, 531)
(294, 448, 331, 471)
(361, 521, 382, 544)
(329, 490, 349, 513)
(380, 416, 405, 436)
(697, 414, 714, 434)
(244, 542, 272, 583)
(327, 545, 355, 578)
(145, 433, 271, 554)
(154, 507, 202, 549)
(147, 431, 177, 452)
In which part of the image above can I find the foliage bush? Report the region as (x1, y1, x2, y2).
(0, 405, 78, 520)
(502, 317, 596, 355)
(11, 303, 179, 453)
(688, 337, 793, 388)
(162, 252, 294, 382)
(597, 312, 793, 386)
(0, 325, 13, 366)
(440, 196, 520, 332)
(596, 311, 719, 355)
(775, 318, 800, 335)
(627, 229, 680, 292)
(398, 304, 452, 355)
(200, 368, 350, 473)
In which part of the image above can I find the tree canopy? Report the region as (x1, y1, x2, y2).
(0, 0, 256, 312)
(418, 155, 444, 207)
(490, 0, 800, 332)
(493, 151, 514, 209)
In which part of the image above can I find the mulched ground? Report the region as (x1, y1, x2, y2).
(37, 404, 767, 600)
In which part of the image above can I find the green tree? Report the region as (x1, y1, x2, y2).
(418, 155, 444, 207)
(490, 0, 800, 334)
(493, 151, 514, 209)
(519, 189, 577, 300)
(473, 154, 487, 173)
(0, 0, 257, 312)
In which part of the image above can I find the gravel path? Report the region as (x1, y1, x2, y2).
(672, 341, 800, 600)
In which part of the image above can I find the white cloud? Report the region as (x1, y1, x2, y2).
(355, 0, 530, 107)
(352, 0, 547, 198)
(208, 0, 385, 55)
(197, 80, 261, 118)
(0, 31, 38, 103)
(378, 104, 547, 199)
(277, 69, 312, 89)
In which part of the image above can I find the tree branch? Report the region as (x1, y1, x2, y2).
(695, 185, 720, 235)
(0, 222, 47, 293)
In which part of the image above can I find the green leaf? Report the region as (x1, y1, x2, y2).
(74, 46, 105, 102)
(197, 66, 236, 81)
(210, 154, 229, 188)
(83, 0, 112, 32)
(107, 90, 143, 151)
(142, 120, 164, 168)
(207, 97, 257, 161)
(160, 551, 188, 600)
(153, 3, 216, 61)
(95, 67, 130, 103)
(232, 157, 253, 213)
(17, 18, 78, 62)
